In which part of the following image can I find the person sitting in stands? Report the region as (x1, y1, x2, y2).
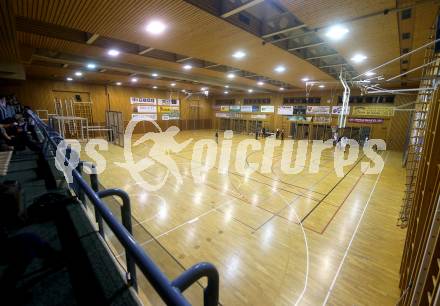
(0, 118, 40, 151)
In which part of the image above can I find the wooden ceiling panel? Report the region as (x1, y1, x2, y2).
(281, 0, 400, 78)
(12, 0, 334, 86)
(24, 64, 232, 94)
(280, 0, 395, 28)
(408, 2, 438, 75)
(323, 13, 401, 78)
(0, 0, 20, 61)
(18, 32, 285, 92)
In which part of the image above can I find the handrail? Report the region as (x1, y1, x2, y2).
(28, 110, 220, 306)
(96, 188, 137, 290)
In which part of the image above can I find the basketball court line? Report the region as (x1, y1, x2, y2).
(243, 149, 363, 234)
(245, 150, 329, 196)
(319, 170, 366, 234)
(321, 151, 390, 305)
(174, 153, 325, 202)
(174, 139, 329, 197)
(300, 154, 366, 223)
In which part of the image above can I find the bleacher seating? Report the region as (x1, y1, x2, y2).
(0, 97, 219, 306)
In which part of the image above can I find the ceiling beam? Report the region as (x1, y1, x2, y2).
(306, 53, 340, 60)
(221, 0, 264, 18)
(32, 52, 261, 92)
(204, 63, 221, 68)
(319, 63, 349, 68)
(176, 57, 192, 63)
(261, 24, 306, 39)
(138, 47, 154, 55)
(86, 33, 99, 45)
(288, 41, 326, 51)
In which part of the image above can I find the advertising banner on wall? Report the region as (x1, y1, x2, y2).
(130, 97, 156, 105)
(220, 106, 230, 112)
(158, 106, 179, 113)
(313, 116, 332, 123)
(292, 106, 307, 115)
(331, 106, 351, 115)
(229, 105, 241, 112)
(260, 105, 275, 113)
(131, 113, 157, 121)
(251, 114, 267, 119)
(351, 106, 394, 117)
(288, 116, 306, 121)
(306, 106, 330, 115)
(157, 99, 180, 106)
(252, 105, 260, 112)
(277, 105, 293, 115)
(348, 118, 384, 124)
(137, 105, 157, 113)
(216, 112, 230, 118)
(240, 105, 253, 112)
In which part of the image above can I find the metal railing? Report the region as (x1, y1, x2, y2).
(28, 110, 220, 306)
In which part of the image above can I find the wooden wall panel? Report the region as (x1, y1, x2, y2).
(0, 79, 212, 128)
(210, 89, 408, 149)
(388, 95, 413, 151)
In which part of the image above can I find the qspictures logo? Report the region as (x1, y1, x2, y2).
(55, 117, 386, 191)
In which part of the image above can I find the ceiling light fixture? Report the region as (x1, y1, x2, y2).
(146, 20, 166, 35)
(116, 82, 122, 86)
(66, 77, 73, 81)
(153, 86, 158, 89)
(224, 91, 229, 94)
(183, 64, 192, 70)
(152, 73, 158, 77)
(325, 25, 349, 40)
(131, 77, 138, 83)
(86, 63, 96, 69)
(351, 53, 367, 63)
(170, 83, 176, 87)
(201, 87, 207, 91)
(232, 50, 246, 59)
(227, 73, 235, 79)
(301, 77, 309, 82)
(257, 81, 264, 86)
(224, 85, 229, 88)
(274, 65, 286, 73)
(107, 49, 120, 57)
(75, 71, 83, 76)
(319, 84, 325, 88)
(279, 87, 284, 91)
(248, 89, 253, 93)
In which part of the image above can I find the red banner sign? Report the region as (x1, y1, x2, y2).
(348, 118, 384, 124)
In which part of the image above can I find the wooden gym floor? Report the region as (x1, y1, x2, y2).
(85, 130, 406, 306)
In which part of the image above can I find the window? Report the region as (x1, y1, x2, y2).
(401, 9, 412, 20)
(215, 99, 235, 105)
(283, 97, 321, 104)
(243, 98, 271, 105)
(339, 95, 395, 104)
